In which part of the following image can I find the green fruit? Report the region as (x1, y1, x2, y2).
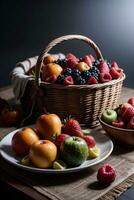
(101, 109, 117, 124)
(60, 136, 88, 167)
(53, 160, 67, 170)
(88, 146, 101, 158)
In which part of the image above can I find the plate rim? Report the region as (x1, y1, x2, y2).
(0, 126, 113, 174)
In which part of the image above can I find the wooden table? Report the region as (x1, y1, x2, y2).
(0, 86, 134, 200)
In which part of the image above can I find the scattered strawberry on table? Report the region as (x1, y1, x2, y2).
(41, 53, 124, 85)
(101, 97, 134, 129)
(11, 114, 101, 169)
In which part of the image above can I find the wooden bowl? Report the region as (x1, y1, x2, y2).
(99, 117, 134, 145)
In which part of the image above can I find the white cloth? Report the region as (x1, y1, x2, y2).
(11, 54, 65, 101)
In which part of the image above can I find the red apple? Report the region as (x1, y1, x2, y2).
(29, 140, 57, 168)
(128, 98, 134, 107)
(12, 127, 39, 156)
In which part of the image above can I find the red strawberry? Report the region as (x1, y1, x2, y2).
(81, 55, 92, 67)
(100, 72, 112, 83)
(122, 107, 134, 122)
(64, 76, 74, 85)
(67, 58, 78, 68)
(112, 118, 125, 128)
(127, 116, 134, 129)
(98, 61, 109, 73)
(97, 163, 116, 184)
(111, 62, 119, 69)
(128, 98, 134, 107)
(88, 54, 95, 62)
(54, 134, 70, 148)
(82, 135, 96, 148)
(110, 67, 123, 79)
(87, 76, 98, 84)
(45, 74, 57, 83)
(63, 118, 84, 137)
(66, 53, 77, 61)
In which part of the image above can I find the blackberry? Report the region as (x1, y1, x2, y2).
(81, 70, 92, 80)
(56, 74, 65, 84)
(93, 59, 102, 67)
(55, 59, 67, 68)
(72, 69, 81, 79)
(63, 68, 72, 76)
(75, 76, 86, 85)
(89, 66, 100, 81)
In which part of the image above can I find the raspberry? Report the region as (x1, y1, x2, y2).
(110, 67, 123, 79)
(87, 76, 98, 84)
(127, 116, 134, 129)
(98, 61, 109, 73)
(128, 98, 134, 107)
(82, 135, 96, 148)
(100, 72, 112, 83)
(97, 163, 116, 184)
(64, 76, 74, 85)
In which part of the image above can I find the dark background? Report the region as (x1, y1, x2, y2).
(0, 0, 134, 87)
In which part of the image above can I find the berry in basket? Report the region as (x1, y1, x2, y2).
(41, 53, 124, 85)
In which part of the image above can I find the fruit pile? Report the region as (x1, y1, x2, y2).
(101, 97, 134, 129)
(41, 53, 124, 85)
(11, 114, 100, 169)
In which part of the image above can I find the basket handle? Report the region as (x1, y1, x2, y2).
(35, 34, 104, 86)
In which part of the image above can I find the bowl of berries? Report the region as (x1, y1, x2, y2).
(21, 35, 125, 127)
(99, 98, 134, 145)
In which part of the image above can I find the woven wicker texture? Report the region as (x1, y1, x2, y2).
(31, 35, 125, 127)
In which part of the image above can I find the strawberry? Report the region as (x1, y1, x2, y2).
(63, 118, 84, 137)
(88, 54, 95, 62)
(81, 55, 92, 67)
(111, 62, 119, 69)
(128, 98, 134, 107)
(67, 58, 78, 68)
(97, 163, 116, 185)
(64, 76, 74, 85)
(54, 134, 70, 148)
(98, 61, 109, 73)
(66, 53, 77, 61)
(127, 116, 134, 129)
(100, 72, 112, 83)
(112, 118, 125, 128)
(122, 107, 134, 122)
(87, 76, 98, 84)
(110, 67, 123, 79)
(82, 135, 96, 148)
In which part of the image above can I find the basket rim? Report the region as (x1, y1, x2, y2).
(39, 73, 126, 90)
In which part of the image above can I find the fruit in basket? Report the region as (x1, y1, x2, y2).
(12, 127, 39, 156)
(100, 72, 112, 83)
(60, 136, 88, 166)
(101, 109, 117, 124)
(110, 67, 123, 79)
(64, 76, 74, 85)
(43, 55, 56, 65)
(42, 63, 63, 81)
(81, 55, 92, 67)
(75, 62, 90, 72)
(29, 140, 57, 168)
(128, 98, 134, 107)
(97, 163, 116, 184)
(36, 114, 62, 141)
(63, 118, 84, 137)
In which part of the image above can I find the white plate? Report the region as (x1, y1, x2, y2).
(0, 127, 113, 174)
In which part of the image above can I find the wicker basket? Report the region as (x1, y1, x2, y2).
(21, 35, 125, 127)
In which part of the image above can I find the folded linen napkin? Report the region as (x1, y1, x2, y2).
(11, 53, 65, 101)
